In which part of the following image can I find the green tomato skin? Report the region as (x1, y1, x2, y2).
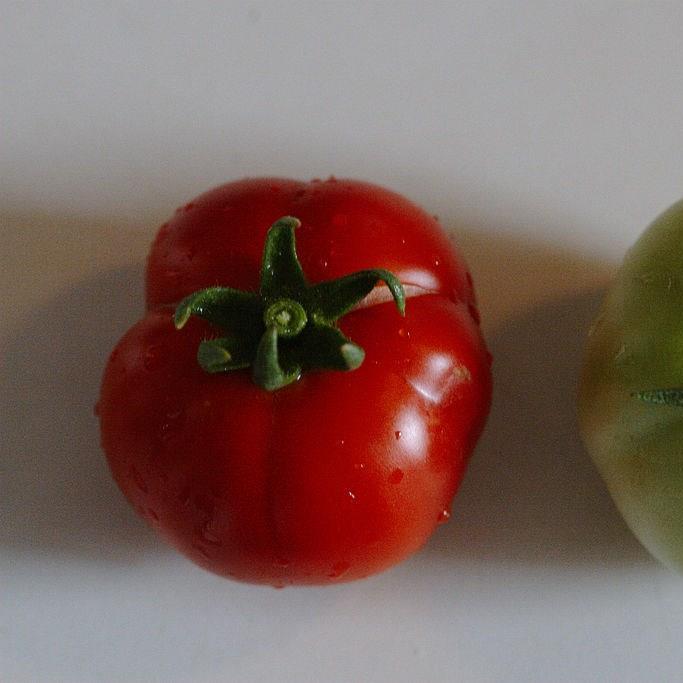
(579, 200, 683, 572)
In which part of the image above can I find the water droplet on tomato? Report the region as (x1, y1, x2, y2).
(274, 556, 290, 567)
(394, 430, 402, 440)
(191, 542, 211, 560)
(437, 509, 451, 524)
(159, 423, 173, 443)
(159, 409, 182, 443)
(143, 345, 163, 372)
(388, 468, 404, 484)
(353, 462, 365, 471)
(178, 486, 191, 507)
(129, 465, 148, 494)
(398, 328, 410, 338)
(328, 561, 350, 579)
(347, 490, 356, 501)
(183, 202, 196, 212)
(200, 522, 221, 545)
(613, 344, 627, 363)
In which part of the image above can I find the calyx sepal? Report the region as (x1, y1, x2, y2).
(174, 216, 405, 390)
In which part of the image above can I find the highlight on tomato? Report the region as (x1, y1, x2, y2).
(98, 177, 492, 585)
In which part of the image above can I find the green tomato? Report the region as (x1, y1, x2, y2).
(579, 199, 683, 572)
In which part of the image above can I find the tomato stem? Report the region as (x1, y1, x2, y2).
(263, 299, 307, 337)
(174, 216, 405, 390)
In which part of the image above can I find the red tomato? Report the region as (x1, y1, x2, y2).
(99, 177, 491, 585)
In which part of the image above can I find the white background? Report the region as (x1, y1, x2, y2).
(3, 2, 683, 682)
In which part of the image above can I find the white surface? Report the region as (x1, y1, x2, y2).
(3, 3, 683, 682)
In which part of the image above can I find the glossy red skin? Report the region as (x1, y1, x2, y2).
(146, 177, 473, 309)
(100, 178, 492, 585)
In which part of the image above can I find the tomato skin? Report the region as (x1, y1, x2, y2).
(579, 200, 683, 572)
(100, 178, 491, 584)
(146, 177, 474, 309)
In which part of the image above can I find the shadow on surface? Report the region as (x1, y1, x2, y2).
(430, 285, 652, 568)
(0, 262, 163, 563)
(0, 211, 653, 569)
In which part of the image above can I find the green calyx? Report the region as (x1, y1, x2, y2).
(174, 216, 405, 391)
